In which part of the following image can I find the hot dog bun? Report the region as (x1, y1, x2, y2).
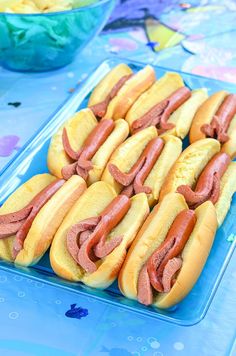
(102, 65, 156, 120)
(88, 64, 133, 108)
(50, 181, 149, 288)
(102, 127, 182, 206)
(189, 91, 236, 158)
(125, 72, 207, 137)
(0, 174, 86, 266)
(118, 193, 217, 308)
(47, 108, 129, 185)
(159, 138, 235, 225)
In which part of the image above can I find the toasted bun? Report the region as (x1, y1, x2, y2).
(82, 193, 149, 289)
(215, 162, 236, 226)
(155, 200, 217, 308)
(144, 135, 182, 206)
(47, 108, 129, 184)
(48, 109, 97, 178)
(101, 126, 157, 192)
(125, 72, 184, 128)
(159, 138, 221, 200)
(15, 175, 86, 266)
(189, 91, 236, 159)
(161, 89, 208, 139)
(88, 64, 133, 107)
(189, 91, 228, 143)
(118, 194, 217, 309)
(103, 65, 156, 120)
(50, 181, 117, 281)
(118, 193, 188, 299)
(50, 181, 149, 287)
(0, 174, 56, 262)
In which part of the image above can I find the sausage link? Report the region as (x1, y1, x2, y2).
(177, 152, 231, 208)
(131, 87, 191, 134)
(201, 94, 236, 143)
(77, 195, 131, 273)
(147, 210, 196, 293)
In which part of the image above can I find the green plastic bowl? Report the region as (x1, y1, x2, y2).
(0, 0, 115, 72)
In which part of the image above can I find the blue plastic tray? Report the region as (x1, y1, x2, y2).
(0, 58, 235, 326)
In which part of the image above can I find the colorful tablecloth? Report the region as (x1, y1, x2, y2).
(0, 1, 236, 355)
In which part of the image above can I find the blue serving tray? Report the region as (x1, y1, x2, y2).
(0, 58, 235, 326)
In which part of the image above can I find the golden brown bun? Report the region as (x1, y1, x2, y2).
(189, 91, 236, 159)
(102, 65, 156, 120)
(88, 64, 133, 107)
(125, 72, 184, 128)
(0, 174, 55, 262)
(50, 181, 149, 288)
(118, 193, 217, 309)
(82, 193, 149, 289)
(161, 89, 208, 139)
(119, 193, 188, 300)
(47, 108, 129, 185)
(102, 128, 182, 206)
(0, 174, 86, 266)
(159, 138, 221, 200)
(215, 162, 236, 226)
(155, 200, 217, 308)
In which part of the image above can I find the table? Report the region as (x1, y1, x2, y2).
(0, 1, 236, 355)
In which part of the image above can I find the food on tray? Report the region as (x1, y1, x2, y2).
(159, 138, 236, 226)
(189, 91, 236, 159)
(118, 193, 217, 309)
(50, 181, 149, 288)
(101, 127, 182, 206)
(88, 64, 156, 120)
(0, 0, 73, 13)
(47, 109, 129, 185)
(0, 174, 86, 266)
(125, 72, 207, 137)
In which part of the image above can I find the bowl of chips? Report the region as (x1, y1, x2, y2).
(0, 0, 115, 71)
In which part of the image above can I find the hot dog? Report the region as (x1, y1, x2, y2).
(159, 138, 236, 225)
(101, 126, 182, 206)
(119, 193, 217, 309)
(190, 91, 236, 159)
(50, 181, 149, 289)
(0, 174, 86, 266)
(125, 72, 207, 137)
(47, 108, 129, 185)
(88, 64, 156, 121)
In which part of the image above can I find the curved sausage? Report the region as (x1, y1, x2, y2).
(66, 217, 100, 264)
(62, 120, 115, 180)
(201, 94, 236, 143)
(0, 206, 32, 224)
(0, 221, 25, 239)
(137, 264, 153, 306)
(90, 74, 133, 118)
(12, 179, 65, 258)
(162, 257, 182, 292)
(131, 87, 191, 134)
(147, 210, 196, 293)
(77, 195, 131, 273)
(109, 138, 164, 197)
(177, 152, 230, 208)
(133, 138, 164, 194)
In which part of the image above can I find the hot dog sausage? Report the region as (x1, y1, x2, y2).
(201, 94, 236, 143)
(131, 87, 191, 134)
(109, 138, 164, 197)
(62, 120, 115, 180)
(90, 74, 133, 118)
(177, 152, 230, 208)
(137, 210, 196, 305)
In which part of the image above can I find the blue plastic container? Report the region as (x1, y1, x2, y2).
(0, 58, 235, 325)
(0, 0, 115, 72)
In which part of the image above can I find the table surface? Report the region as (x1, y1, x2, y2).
(0, 1, 236, 355)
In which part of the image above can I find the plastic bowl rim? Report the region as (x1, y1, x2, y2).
(0, 0, 114, 17)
